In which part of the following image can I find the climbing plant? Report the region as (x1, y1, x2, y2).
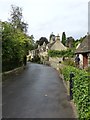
(48, 49, 75, 58)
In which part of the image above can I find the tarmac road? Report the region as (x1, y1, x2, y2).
(2, 63, 77, 118)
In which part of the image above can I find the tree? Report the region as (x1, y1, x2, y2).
(2, 21, 27, 71)
(74, 35, 87, 48)
(2, 20, 32, 71)
(61, 32, 66, 45)
(26, 35, 38, 50)
(2, 5, 35, 72)
(66, 36, 75, 48)
(10, 5, 28, 33)
(36, 37, 49, 46)
(29, 35, 35, 45)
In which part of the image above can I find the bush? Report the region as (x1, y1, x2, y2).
(85, 66, 90, 73)
(61, 66, 90, 119)
(31, 55, 41, 64)
(63, 58, 75, 67)
(2, 21, 31, 72)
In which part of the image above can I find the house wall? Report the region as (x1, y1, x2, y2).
(79, 54, 83, 68)
(83, 54, 88, 68)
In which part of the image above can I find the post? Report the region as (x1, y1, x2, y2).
(70, 72, 74, 100)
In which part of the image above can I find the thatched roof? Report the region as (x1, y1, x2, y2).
(75, 35, 90, 54)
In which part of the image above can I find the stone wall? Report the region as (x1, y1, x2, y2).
(49, 57, 63, 70)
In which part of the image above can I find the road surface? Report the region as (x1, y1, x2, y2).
(2, 63, 77, 118)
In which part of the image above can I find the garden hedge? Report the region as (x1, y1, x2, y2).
(61, 66, 90, 119)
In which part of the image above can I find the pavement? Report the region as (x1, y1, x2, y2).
(2, 63, 77, 118)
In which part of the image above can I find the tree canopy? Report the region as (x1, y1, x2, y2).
(10, 5, 28, 33)
(2, 5, 33, 72)
(36, 37, 49, 46)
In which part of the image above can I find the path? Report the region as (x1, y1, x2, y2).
(2, 63, 77, 118)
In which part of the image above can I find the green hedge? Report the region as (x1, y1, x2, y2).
(2, 21, 32, 72)
(61, 66, 90, 119)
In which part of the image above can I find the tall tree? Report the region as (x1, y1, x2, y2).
(30, 35, 35, 45)
(61, 32, 66, 45)
(27, 35, 37, 50)
(10, 5, 28, 33)
(66, 37, 75, 48)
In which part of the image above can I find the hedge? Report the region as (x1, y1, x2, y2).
(2, 21, 32, 72)
(61, 66, 90, 119)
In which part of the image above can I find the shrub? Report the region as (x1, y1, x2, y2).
(2, 21, 31, 72)
(31, 55, 41, 64)
(85, 66, 90, 73)
(63, 58, 75, 67)
(61, 66, 90, 119)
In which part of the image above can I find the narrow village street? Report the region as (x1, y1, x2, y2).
(2, 63, 77, 118)
(1, 1, 89, 119)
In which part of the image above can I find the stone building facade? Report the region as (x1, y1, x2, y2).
(27, 33, 67, 64)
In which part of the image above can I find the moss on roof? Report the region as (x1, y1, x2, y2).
(75, 35, 90, 54)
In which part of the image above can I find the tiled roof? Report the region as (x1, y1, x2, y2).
(75, 35, 90, 54)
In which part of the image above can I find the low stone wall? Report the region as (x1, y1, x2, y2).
(2, 66, 25, 81)
(49, 57, 62, 69)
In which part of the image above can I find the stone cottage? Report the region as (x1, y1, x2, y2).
(27, 33, 67, 64)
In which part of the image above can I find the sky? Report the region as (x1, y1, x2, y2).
(88, 1, 90, 33)
(0, 0, 89, 40)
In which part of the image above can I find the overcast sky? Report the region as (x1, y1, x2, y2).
(0, 0, 89, 40)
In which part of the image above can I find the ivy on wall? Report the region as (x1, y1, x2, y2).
(48, 49, 75, 58)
